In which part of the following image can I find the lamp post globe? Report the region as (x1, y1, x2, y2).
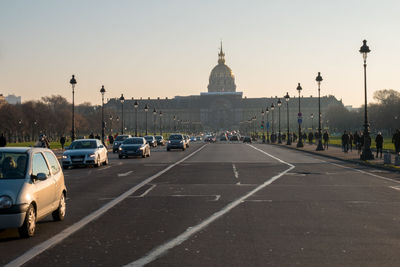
(100, 85, 106, 144)
(315, 72, 324, 151)
(70, 75, 77, 141)
(144, 104, 149, 135)
(134, 100, 139, 137)
(119, 94, 125, 134)
(277, 98, 282, 144)
(359, 40, 374, 160)
(296, 83, 304, 147)
(284, 92, 291, 145)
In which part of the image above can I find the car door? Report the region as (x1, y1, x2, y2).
(32, 152, 56, 219)
(44, 151, 64, 208)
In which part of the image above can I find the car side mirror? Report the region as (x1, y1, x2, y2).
(32, 172, 47, 181)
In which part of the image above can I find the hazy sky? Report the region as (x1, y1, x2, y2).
(1, 0, 399, 107)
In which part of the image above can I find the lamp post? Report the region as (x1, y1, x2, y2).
(109, 115, 113, 134)
(159, 111, 163, 135)
(277, 98, 282, 144)
(70, 75, 77, 141)
(359, 40, 374, 160)
(153, 108, 157, 135)
(310, 113, 314, 132)
(119, 94, 125, 134)
(144, 104, 149, 135)
(33, 120, 37, 141)
(266, 107, 270, 143)
(173, 115, 176, 132)
(296, 83, 304, 147)
(315, 72, 324, 151)
(261, 109, 265, 143)
(18, 119, 22, 142)
(284, 92, 291, 145)
(100, 85, 106, 144)
(134, 100, 139, 136)
(271, 103, 275, 142)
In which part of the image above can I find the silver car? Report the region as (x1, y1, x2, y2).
(62, 139, 108, 169)
(0, 147, 67, 237)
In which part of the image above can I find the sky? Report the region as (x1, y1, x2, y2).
(1, 0, 400, 107)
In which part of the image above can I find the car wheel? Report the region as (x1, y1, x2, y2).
(18, 204, 36, 238)
(52, 193, 66, 221)
(62, 165, 69, 170)
(167, 148, 170, 151)
(118, 155, 122, 159)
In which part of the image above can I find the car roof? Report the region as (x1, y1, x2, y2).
(0, 147, 52, 153)
(74, 139, 98, 141)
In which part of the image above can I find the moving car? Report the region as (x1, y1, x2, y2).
(62, 139, 108, 169)
(144, 136, 158, 148)
(204, 136, 216, 143)
(118, 137, 150, 158)
(112, 135, 132, 153)
(229, 135, 239, 141)
(243, 136, 252, 143)
(155, 135, 166, 146)
(0, 147, 67, 237)
(167, 134, 186, 151)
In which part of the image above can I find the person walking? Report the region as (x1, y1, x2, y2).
(60, 136, 66, 150)
(108, 134, 114, 147)
(375, 132, 384, 158)
(349, 132, 354, 152)
(342, 131, 349, 152)
(308, 132, 314, 145)
(392, 129, 400, 155)
(0, 133, 6, 147)
(354, 131, 360, 154)
(323, 130, 329, 150)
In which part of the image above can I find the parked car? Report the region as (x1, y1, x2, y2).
(155, 135, 166, 146)
(243, 136, 252, 143)
(112, 135, 132, 153)
(167, 134, 186, 151)
(229, 135, 239, 141)
(118, 137, 150, 158)
(190, 136, 197, 142)
(0, 147, 67, 237)
(144, 136, 158, 148)
(62, 139, 108, 169)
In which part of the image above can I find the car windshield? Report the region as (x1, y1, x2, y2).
(70, 140, 97, 149)
(123, 138, 143, 144)
(144, 136, 153, 141)
(169, 135, 182, 140)
(115, 136, 128, 141)
(0, 152, 28, 179)
(155, 136, 162, 140)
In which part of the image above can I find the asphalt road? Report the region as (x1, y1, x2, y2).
(2, 143, 400, 266)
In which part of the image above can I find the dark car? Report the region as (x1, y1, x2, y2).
(118, 137, 150, 158)
(230, 135, 239, 141)
(112, 135, 132, 153)
(155, 135, 166, 146)
(204, 136, 216, 143)
(167, 134, 186, 151)
(243, 136, 252, 143)
(220, 135, 228, 141)
(144, 136, 157, 148)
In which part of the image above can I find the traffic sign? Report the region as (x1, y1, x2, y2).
(266, 122, 270, 129)
(298, 118, 302, 124)
(298, 112, 302, 117)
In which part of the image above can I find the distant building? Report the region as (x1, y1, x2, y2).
(345, 105, 361, 112)
(0, 94, 6, 106)
(105, 43, 342, 132)
(5, 94, 22, 104)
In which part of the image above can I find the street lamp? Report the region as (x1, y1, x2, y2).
(173, 115, 176, 132)
(109, 115, 113, 134)
(261, 109, 265, 143)
(277, 98, 282, 144)
(33, 120, 37, 141)
(284, 92, 291, 145)
(316, 72, 324, 151)
(359, 40, 374, 160)
(18, 119, 22, 142)
(134, 100, 139, 136)
(119, 94, 125, 134)
(310, 113, 314, 132)
(153, 108, 157, 135)
(144, 104, 149, 135)
(266, 107, 270, 143)
(100, 85, 106, 144)
(271, 103, 275, 142)
(159, 111, 163, 135)
(70, 75, 77, 141)
(296, 83, 304, 148)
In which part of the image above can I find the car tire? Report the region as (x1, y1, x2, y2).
(52, 193, 66, 221)
(18, 204, 36, 238)
(167, 148, 170, 151)
(62, 165, 69, 170)
(118, 155, 122, 159)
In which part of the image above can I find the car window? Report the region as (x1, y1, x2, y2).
(32, 153, 50, 177)
(44, 151, 60, 174)
(123, 138, 144, 144)
(115, 136, 129, 141)
(0, 152, 28, 179)
(169, 135, 182, 140)
(70, 140, 97, 149)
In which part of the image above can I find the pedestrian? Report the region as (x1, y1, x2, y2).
(89, 132, 94, 139)
(392, 129, 400, 154)
(342, 131, 349, 152)
(354, 131, 360, 154)
(0, 133, 6, 147)
(108, 134, 114, 146)
(375, 132, 383, 158)
(323, 130, 329, 150)
(95, 134, 100, 140)
(60, 136, 66, 149)
(308, 132, 314, 145)
(349, 132, 354, 152)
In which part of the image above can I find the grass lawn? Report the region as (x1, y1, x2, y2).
(6, 141, 72, 149)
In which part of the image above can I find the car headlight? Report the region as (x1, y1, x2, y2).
(114, 142, 118, 146)
(180, 140, 183, 143)
(168, 141, 171, 143)
(0, 195, 12, 209)
(62, 155, 68, 159)
(89, 153, 96, 158)
(119, 147, 123, 151)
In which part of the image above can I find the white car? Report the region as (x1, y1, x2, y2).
(0, 147, 67, 237)
(62, 139, 108, 169)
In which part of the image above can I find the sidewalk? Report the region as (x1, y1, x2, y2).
(271, 141, 400, 172)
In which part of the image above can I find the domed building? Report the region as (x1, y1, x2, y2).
(207, 43, 236, 93)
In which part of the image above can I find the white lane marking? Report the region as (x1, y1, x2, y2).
(138, 184, 156, 198)
(5, 145, 207, 267)
(125, 144, 294, 267)
(170, 194, 221, 201)
(118, 171, 133, 177)
(244, 199, 273, 202)
(97, 166, 112, 171)
(232, 164, 240, 185)
(390, 186, 400, 191)
(285, 173, 306, 177)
